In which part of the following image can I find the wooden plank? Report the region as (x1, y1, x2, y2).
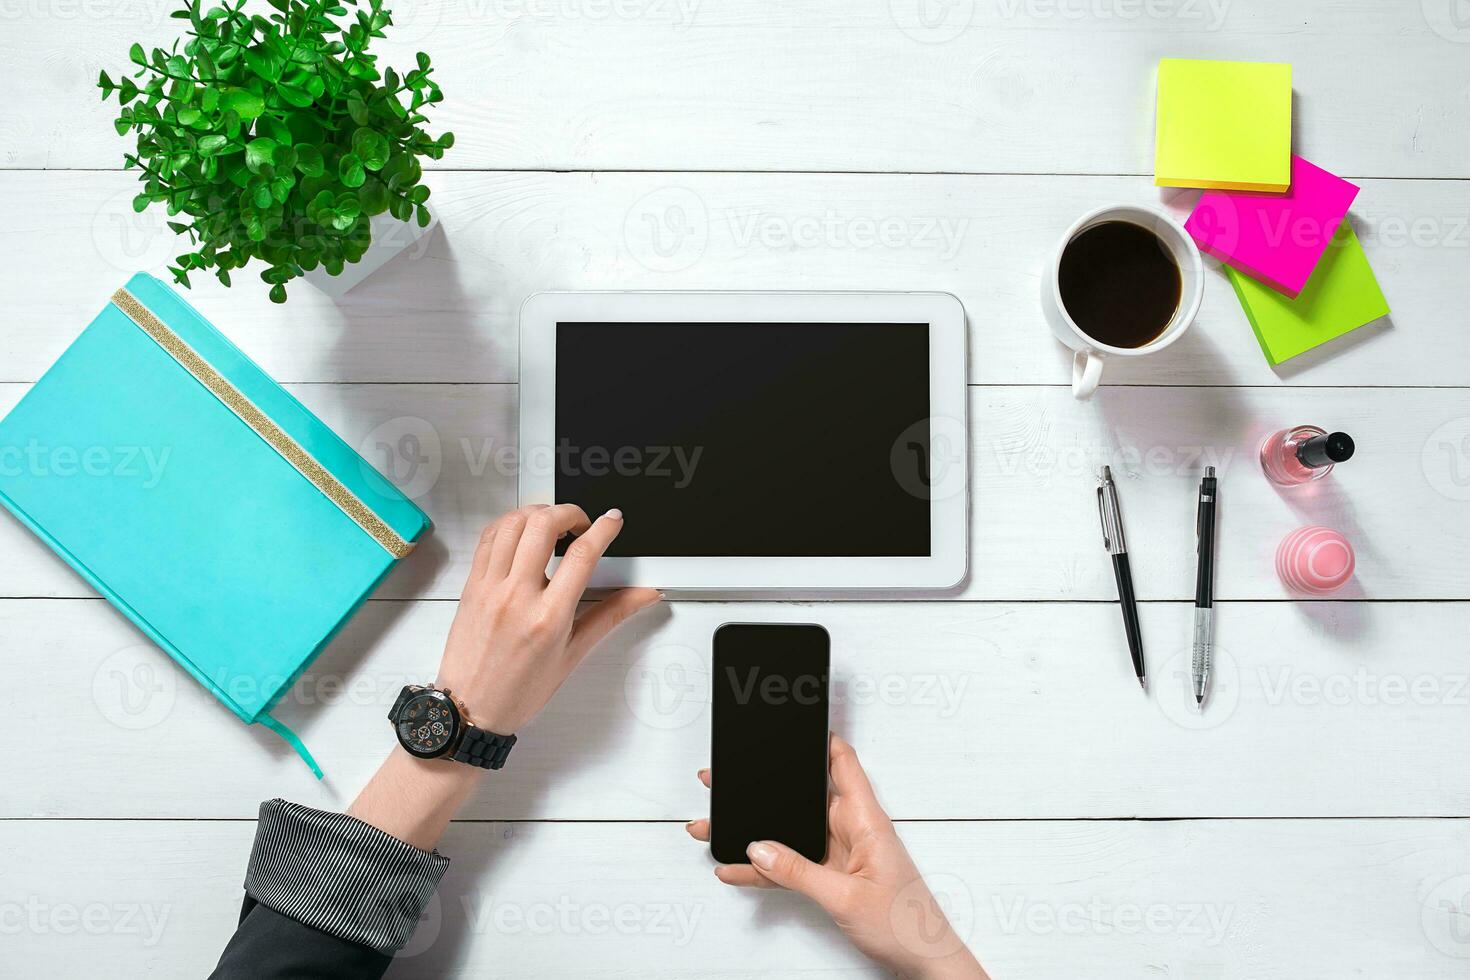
(4, 2, 1470, 176)
(4, 383, 1467, 602)
(4, 170, 1469, 387)
(2, 816, 1467, 977)
(5, 597, 1468, 820)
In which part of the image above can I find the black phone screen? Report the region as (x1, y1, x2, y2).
(709, 623, 830, 864)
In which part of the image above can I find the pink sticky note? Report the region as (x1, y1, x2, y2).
(1186, 156, 1360, 298)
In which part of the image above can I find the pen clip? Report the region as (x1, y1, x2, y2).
(1097, 485, 1112, 551)
(1196, 471, 1215, 541)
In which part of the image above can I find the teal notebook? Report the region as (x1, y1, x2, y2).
(0, 273, 431, 776)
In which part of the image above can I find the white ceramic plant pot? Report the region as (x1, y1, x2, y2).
(302, 207, 439, 298)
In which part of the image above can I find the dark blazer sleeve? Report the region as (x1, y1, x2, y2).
(211, 895, 393, 979)
(209, 799, 450, 979)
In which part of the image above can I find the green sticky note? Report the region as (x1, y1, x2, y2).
(1155, 58, 1292, 192)
(1228, 223, 1389, 366)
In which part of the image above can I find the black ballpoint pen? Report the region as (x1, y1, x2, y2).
(1193, 466, 1218, 709)
(1097, 466, 1146, 690)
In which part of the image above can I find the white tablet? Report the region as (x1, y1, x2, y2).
(519, 292, 968, 591)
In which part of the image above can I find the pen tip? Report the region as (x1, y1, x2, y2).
(1138, 676, 1147, 692)
(1195, 694, 1204, 710)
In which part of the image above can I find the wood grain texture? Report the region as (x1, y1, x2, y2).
(3, 817, 1468, 978)
(4, 1, 1470, 175)
(3, 170, 1468, 386)
(4, 382, 1467, 602)
(4, 597, 1468, 820)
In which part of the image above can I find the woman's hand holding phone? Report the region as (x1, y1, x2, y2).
(686, 735, 989, 980)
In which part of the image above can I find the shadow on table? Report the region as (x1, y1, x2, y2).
(315, 224, 507, 601)
(1084, 326, 1249, 448)
(1268, 467, 1377, 634)
(248, 540, 449, 801)
(323, 220, 494, 382)
(1270, 314, 1395, 382)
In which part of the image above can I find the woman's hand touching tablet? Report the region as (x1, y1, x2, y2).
(435, 503, 662, 735)
(349, 504, 661, 851)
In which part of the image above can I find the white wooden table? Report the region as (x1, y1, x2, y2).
(4, 2, 1470, 976)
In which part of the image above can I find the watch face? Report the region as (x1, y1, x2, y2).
(396, 690, 461, 758)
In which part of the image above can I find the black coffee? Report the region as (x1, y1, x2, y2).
(1057, 220, 1181, 349)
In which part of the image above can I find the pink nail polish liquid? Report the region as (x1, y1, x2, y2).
(1259, 425, 1355, 486)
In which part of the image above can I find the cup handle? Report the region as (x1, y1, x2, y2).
(1072, 350, 1104, 399)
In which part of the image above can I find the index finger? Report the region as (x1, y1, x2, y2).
(546, 508, 625, 604)
(509, 503, 592, 583)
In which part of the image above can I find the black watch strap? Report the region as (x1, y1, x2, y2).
(388, 685, 415, 721)
(451, 726, 517, 770)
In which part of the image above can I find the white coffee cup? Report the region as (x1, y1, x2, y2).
(1041, 204, 1204, 399)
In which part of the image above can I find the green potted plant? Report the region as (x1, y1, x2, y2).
(99, 0, 454, 302)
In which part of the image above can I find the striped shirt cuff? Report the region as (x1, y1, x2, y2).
(244, 799, 450, 955)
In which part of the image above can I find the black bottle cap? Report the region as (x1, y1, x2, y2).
(1296, 431, 1355, 469)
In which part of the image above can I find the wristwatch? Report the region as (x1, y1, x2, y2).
(388, 684, 517, 770)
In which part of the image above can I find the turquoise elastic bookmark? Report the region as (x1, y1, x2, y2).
(259, 714, 325, 780)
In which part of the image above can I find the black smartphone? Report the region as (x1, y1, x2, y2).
(709, 623, 830, 865)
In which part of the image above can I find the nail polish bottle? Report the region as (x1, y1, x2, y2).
(1259, 425, 1355, 486)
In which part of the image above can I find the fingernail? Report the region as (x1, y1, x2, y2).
(604, 508, 623, 521)
(656, 591, 667, 601)
(747, 842, 777, 870)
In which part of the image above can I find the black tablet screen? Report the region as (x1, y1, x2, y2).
(554, 321, 930, 557)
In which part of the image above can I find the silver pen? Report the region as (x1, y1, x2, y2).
(1192, 466, 1217, 708)
(1096, 467, 1146, 690)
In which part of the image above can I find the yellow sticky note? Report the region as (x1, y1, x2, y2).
(1155, 58, 1292, 193)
